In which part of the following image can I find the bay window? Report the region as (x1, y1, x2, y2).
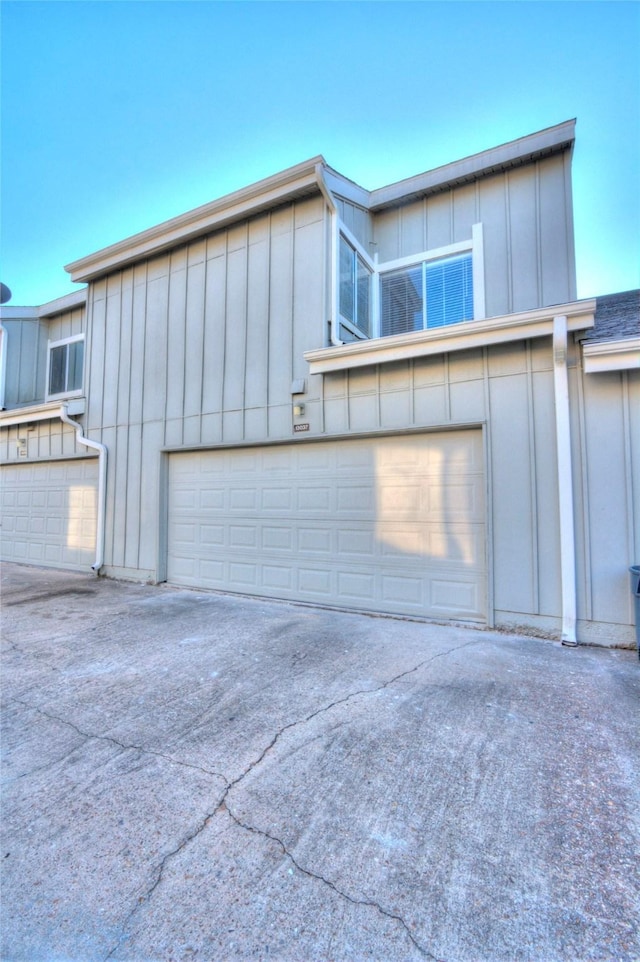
(337, 227, 480, 342)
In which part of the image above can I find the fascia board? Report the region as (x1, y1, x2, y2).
(38, 290, 87, 317)
(369, 120, 576, 211)
(0, 399, 85, 425)
(322, 168, 371, 209)
(583, 337, 640, 373)
(305, 299, 595, 374)
(65, 158, 325, 282)
(0, 307, 39, 320)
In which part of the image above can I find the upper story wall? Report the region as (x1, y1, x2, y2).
(1, 314, 48, 408)
(0, 297, 86, 409)
(85, 195, 327, 445)
(369, 150, 575, 317)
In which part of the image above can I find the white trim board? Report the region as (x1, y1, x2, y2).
(306, 301, 596, 374)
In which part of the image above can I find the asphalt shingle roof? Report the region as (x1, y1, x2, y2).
(581, 289, 640, 342)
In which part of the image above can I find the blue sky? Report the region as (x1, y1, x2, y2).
(2, 0, 639, 305)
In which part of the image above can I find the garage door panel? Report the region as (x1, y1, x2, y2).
(431, 578, 481, 614)
(229, 525, 258, 548)
(201, 524, 225, 546)
(298, 527, 332, 555)
(262, 526, 294, 551)
(262, 487, 293, 511)
(381, 574, 423, 605)
(263, 565, 293, 589)
(1, 459, 98, 572)
(297, 486, 332, 513)
(167, 432, 486, 621)
(298, 567, 332, 596)
(201, 489, 225, 510)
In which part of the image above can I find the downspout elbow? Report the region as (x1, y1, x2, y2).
(59, 403, 107, 573)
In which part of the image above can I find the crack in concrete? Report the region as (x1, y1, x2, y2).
(101, 640, 473, 960)
(7, 697, 227, 782)
(224, 805, 444, 961)
(102, 798, 225, 961)
(218, 637, 481, 804)
(9, 641, 474, 961)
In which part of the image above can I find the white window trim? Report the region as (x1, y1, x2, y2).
(338, 225, 376, 341)
(46, 333, 85, 401)
(335, 221, 485, 343)
(377, 237, 472, 275)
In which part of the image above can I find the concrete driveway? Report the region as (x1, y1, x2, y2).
(1, 562, 639, 962)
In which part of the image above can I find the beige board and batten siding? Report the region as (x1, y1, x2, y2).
(370, 152, 575, 317)
(1, 315, 49, 409)
(1, 302, 85, 409)
(167, 431, 486, 621)
(573, 365, 640, 645)
(84, 196, 327, 579)
(0, 458, 98, 570)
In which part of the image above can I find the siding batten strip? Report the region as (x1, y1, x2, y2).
(526, 341, 540, 613)
(621, 373, 636, 619)
(553, 315, 578, 645)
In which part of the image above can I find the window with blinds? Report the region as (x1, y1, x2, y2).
(380, 253, 474, 337)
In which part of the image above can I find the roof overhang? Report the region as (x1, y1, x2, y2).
(370, 120, 575, 210)
(65, 157, 326, 283)
(0, 399, 85, 425)
(63, 122, 576, 285)
(38, 289, 87, 317)
(305, 298, 595, 375)
(0, 290, 86, 321)
(324, 121, 576, 211)
(582, 337, 640, 373)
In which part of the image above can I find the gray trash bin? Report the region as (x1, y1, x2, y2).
(630, 566, 640, 659)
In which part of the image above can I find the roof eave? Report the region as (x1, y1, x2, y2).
(369, 120, 576, 211)
(65, 156, 326, 283)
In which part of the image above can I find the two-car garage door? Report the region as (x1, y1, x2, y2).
(0, 459, 98, 571)
(167, 431, 486, 622)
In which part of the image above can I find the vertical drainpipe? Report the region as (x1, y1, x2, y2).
(315, 164, 343, 347)
(60, 403, 107, 573)
(553, 315, 578, 645)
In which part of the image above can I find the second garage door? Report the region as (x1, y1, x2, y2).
(0, 458, 98, 571)
(167, 431, 486, 621)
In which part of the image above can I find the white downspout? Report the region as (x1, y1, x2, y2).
(60, 403, 107, 573)
(315, 164, 343, 346)
(553, 315, 578, 645)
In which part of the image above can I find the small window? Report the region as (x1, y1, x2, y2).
(339, 235, 372, 339)
(47, 335, 85, 400)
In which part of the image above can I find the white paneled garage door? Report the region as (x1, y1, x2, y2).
(0, 459, 98, 571)
(167, 431, 486, 621)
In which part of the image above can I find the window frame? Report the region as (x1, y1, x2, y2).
(338, 225, 375, 341)
(334, 221, 485, 344)
(46, 333, 85, 401)
(378, 247, 474, 337)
